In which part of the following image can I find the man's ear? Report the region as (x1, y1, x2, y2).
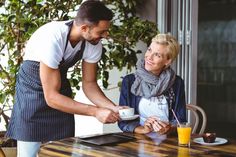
(80, 24, 89, 32)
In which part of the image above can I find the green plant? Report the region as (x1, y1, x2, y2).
(0, 0, 158, 130)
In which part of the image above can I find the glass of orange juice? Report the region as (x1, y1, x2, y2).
(177, 123, 192, 147)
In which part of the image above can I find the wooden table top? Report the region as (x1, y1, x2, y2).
(38, 133, 236, 157)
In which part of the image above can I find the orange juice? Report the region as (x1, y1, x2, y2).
(177, 124, 191, 146)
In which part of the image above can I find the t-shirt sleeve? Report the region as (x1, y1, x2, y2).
(26, 23, 64, 69)
(39, 36, 64, 69)
(83, 42, 103, 63)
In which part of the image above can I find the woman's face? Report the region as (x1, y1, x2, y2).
(144, 42, 172, 75)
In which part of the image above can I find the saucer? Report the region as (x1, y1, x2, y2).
(120, 115, 139, 121)
(193, 137, 228, 146)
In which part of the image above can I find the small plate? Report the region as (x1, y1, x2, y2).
(120, 114, 139, 121)
(193, 137, 228, 146)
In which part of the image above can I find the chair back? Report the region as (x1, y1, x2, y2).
(186, 104, 207, 134)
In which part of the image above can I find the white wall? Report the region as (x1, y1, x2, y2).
(74, 68, 127, 136)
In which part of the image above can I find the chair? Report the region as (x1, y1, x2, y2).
(186, 104, 207, 134)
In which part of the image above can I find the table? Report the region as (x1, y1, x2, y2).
(38, 133, 236, 157)
(0, 148, 5, 157)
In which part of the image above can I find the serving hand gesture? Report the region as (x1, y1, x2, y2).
(95, 107, 120, 123)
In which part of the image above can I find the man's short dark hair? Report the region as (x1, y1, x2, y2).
(75, 0, 113, 26)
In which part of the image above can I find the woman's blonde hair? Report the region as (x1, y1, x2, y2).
(152, 34, 180, 61)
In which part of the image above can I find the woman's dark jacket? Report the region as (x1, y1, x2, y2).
(118, 73, 187, 132)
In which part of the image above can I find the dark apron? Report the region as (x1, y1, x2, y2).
(6, 21, 86, 142)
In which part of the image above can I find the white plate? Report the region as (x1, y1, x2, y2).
(193, 137, 228, 146)
(120, 114, 139, 121)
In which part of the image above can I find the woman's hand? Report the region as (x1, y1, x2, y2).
(134, 117, 154, 134)
(143, 118, 155, 133)
(150, 116, 171, 135)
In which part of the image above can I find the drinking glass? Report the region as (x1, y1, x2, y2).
(177, 123, 191, 147)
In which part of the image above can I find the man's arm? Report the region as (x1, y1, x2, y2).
(82, 60, 118, 113)
(39, 61, 117, 123)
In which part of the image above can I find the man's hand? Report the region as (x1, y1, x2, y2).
(95, 108, 119, 123)
(113, 105, 130, 113)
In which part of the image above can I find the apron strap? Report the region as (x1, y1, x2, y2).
(64, 20, 74, 52)
(59, 21, 86, 69)
(66, 40, 86, 68)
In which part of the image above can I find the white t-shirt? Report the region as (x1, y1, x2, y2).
(139, 95, 169, 126)
(24, 21, 102, 69)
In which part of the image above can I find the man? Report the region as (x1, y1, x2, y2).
(6, 1, 120, 156)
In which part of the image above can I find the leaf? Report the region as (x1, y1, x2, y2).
(7, 14, 16, 22)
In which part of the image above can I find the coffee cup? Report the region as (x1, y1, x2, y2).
(119, 108, 134, 117)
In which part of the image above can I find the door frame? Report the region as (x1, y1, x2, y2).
(157, 0, 198, 105)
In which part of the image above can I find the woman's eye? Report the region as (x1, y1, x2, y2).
(154, 53, 161, 57)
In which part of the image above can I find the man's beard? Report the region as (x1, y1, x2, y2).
(87, 38, 100, 45)
(85, 29, 101, 45)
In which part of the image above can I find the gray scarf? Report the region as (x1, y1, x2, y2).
(131, 59, 176, 99)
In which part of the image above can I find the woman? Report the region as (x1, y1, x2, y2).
(118, 34, 187, 134)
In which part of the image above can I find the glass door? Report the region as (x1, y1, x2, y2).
(198, 0, 236, 138)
